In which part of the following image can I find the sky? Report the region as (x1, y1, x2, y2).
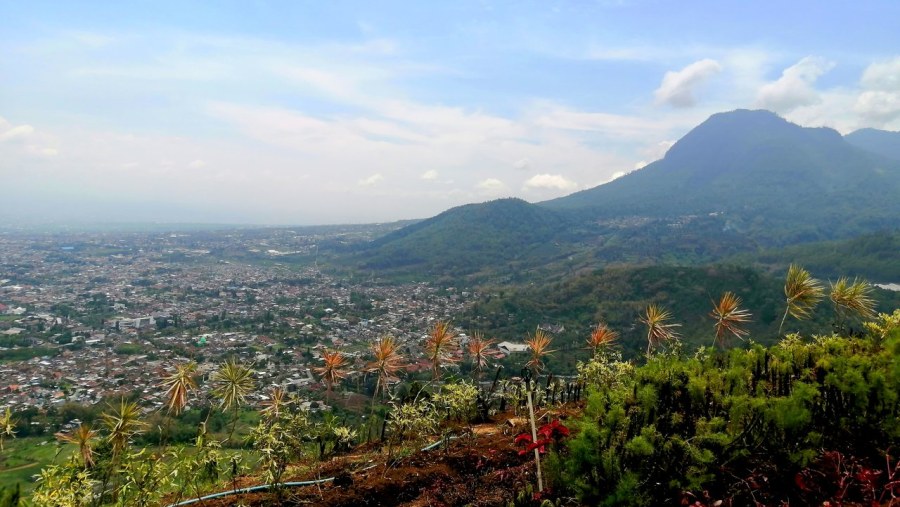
(2, 0, 900, 225)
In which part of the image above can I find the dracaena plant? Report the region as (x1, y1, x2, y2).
(586, 323, 619, 356)
(710, 292, 752, 348)
(314, 349, 349, 400)
(525, 328, 556, 373)
(425, 320, 459, 380)
(830, 277, 877, 331)
(161, 361, 198, 416)
(0, 406, 16, 451)
(779, 264, 824, 335)
(467, 332, 497, 380)
(367, 335, 405, 400)
(640, 304, 681, 357)
(57, 424, 98, 469)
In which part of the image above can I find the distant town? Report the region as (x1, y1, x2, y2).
(0, 226, 519, 421)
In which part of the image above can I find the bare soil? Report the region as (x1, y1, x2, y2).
(194, 414, 550, 507)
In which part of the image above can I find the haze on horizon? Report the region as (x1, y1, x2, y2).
(2, 0, 899, 226)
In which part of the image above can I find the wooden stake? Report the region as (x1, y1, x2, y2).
(525, 374, 544, 492)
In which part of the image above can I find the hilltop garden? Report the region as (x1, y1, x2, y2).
(0, 266, 899, 506)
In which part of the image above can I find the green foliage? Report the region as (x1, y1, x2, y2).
(556, 325, 900, 505)
(32, 457, 95, 507)
(432, 381, 479, 422)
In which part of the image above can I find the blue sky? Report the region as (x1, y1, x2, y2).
(2, 0, 899, 225)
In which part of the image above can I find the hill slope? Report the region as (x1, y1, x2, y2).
(845, 127, 900, 161)
(357, 198, 579, 279)
(543, 109, 900, 245)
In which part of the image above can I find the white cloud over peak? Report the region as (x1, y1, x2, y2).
(654, 59, 722, 108)
(476, 178, 509, 197)
(756, 56, 835, 113)
(855, 57, 900, 125)
(523, 173, 578, 191)
(421, 170, 438, 180)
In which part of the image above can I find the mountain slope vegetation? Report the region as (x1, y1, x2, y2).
(542, 109, 900, 245)
(845, 127, 900, 161)
(356, 198, 581, 279)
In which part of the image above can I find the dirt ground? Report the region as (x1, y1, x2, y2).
(193, 414, 553, 507)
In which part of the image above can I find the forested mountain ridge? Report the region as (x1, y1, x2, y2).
(356, 197, 580, 278)
(845, 127, 900, 161)
(542, 109, 900, 244)
(355, 110, 900, 283)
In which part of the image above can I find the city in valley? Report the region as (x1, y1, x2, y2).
(0, 226, 493, 424)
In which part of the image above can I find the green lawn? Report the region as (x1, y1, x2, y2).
(0, 437, 72, 496)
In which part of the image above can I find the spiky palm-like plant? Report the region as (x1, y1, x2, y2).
(367, 335, 404, 400)
(211, 360, 255, 443)
(211, 360, 255, 411)
(467, 332, 497, 380)
(779, 264, 824, 334)
(57, 424, 98, 469)
(641, 304, 681, 357)
(314, 349, 349, 400)
(710, 292, 752, 348)
(101, 399, 145, 458)
(525, 328, 556, 373)
(425, 320, 459, 380)
(830, 277, 877, 331)
(261, 387, 291, 421)
(0, 407, 16, 451)
(161, 361, 198, 416)
(586, 323, 619, 355)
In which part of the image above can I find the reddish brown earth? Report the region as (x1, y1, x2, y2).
(194, 414, 556, 507)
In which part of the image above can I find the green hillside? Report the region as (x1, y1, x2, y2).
(543, 109, 900, 245)
(461, 264, 900, 370)
(731, 230, 900, 282)
(356, 198, 582, 280)
(845, 127, 900, 161)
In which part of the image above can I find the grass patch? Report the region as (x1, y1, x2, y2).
(0, 437, 72, 495)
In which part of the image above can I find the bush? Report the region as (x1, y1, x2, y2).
(555, 324, 900, 505)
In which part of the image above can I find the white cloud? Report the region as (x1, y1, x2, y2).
(523, 174, 578, 191)
(860, 57, 900, 91)
(654, 59, 723, 108)
(756, 56, 835, 113)
(476, 178, 508, 195)
(0, 123, 35, 142)
(513, 158, 531, 170)
(188, 159, 207, 169)
(421, 169, 438, 180)
(855, 57, 900, 125)
(358, 173, 384, 186)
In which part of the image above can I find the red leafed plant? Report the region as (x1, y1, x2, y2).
(515, 420, 570, 456)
